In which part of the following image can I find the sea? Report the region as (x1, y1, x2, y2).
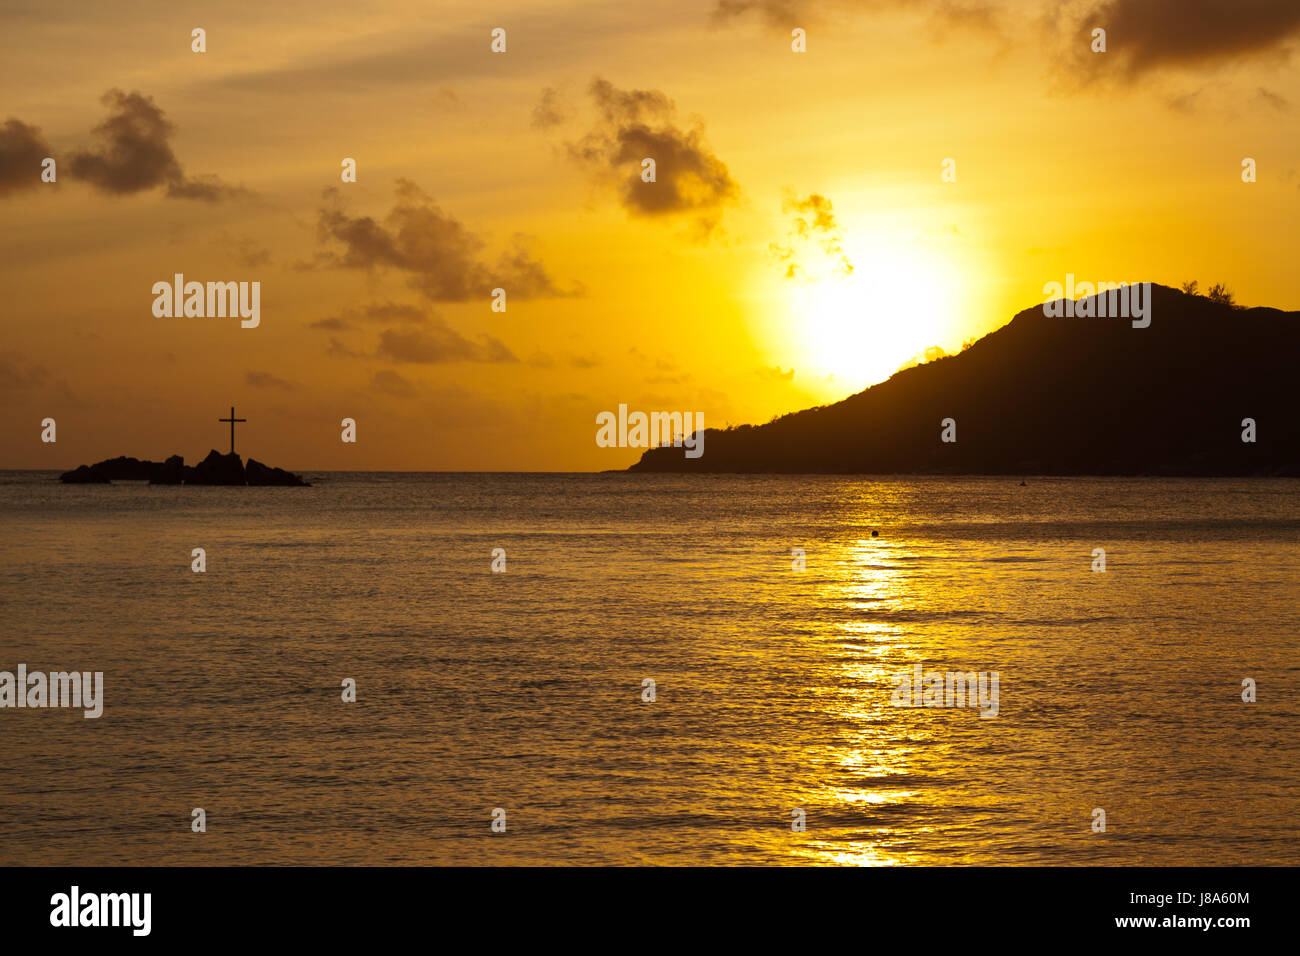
(1, 472, 1296, 865)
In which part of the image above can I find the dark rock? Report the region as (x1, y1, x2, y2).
(59, 464, 110, 484)
(246, 458, 310, 486)
(149, 455, 185, 485)
(62, 450, 308, 486)
(184, 449, 247, 485)
(60, 456, 154, 483)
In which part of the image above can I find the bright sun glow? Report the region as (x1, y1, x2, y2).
(785, 242, 962, 394)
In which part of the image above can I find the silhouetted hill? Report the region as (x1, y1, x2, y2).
(629, 284, 1299, 475)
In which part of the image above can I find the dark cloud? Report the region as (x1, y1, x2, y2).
(771, 191, 853, 278)
(246, 370, 296, 390)
(1068, 0, 1300, 79)
(564, 78, 738, 236)
(376, 319, 517, 364)
(68, 90, 179, 194)
(719, 1, 1296, 76)
(0, 119, 53, 196)
(166, 173, 245, 201)
(66, 89, 244, 200)
(316, 179, 568, 301)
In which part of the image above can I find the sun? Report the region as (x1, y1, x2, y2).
(784, 242, 962, 394)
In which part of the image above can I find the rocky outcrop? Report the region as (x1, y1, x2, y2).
(151, 454, 185, 485)
(59, 456, 157, 483)
(59, 463, 111, 483)
(245, 457, 309, 486)
(60, 451, 310, 486)
(184, 450, 248, 485)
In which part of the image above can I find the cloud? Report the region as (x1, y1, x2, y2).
(531, 87, 570, 129)
(563, 78, 738, 236)
(326, 337, 366, 359)
(430, 86, 462, 112)
(786, 192, 838, 237)
(376, 320, 517, 364)
(0, 349, 50, 390)
(0, 349, 78, 404)
(371, 369, 417, 397)
(214, 233, 272, 267)
(527, 350, 601, 369)
(316, 179, 569, 301)
(1165, 86, 1200, 111)
(315, 300, 514, 364)
(311, 301, 429, 331)
(1066, 0, 1300, 79)
(0, 119, 52, 196)
(896, 339, 974, 373)
(712, 0, 806, 24)
(1255, 86, 1291, 111)
(895, 344, 953, 373)
(246, 370, 296, 390)
(770, 191, 853, 278)
(713, 0, 1000, 30)
(234, 239, 272, 267)
(67, 89, 245, 200)
(758, 365, 796, 382)
(166, 174, 244, 201)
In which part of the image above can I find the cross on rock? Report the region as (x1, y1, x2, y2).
(218, 406, 247, 455)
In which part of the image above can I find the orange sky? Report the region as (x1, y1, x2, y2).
(2, 0, 1298, 470)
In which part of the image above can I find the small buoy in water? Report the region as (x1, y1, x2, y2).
(1019, 480, 1027, 487)
(871, 530, 879, 537)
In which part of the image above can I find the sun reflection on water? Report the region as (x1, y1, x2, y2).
(783, 526, 951, 865)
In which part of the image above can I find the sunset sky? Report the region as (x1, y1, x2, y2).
(2, 0, 1297, 470)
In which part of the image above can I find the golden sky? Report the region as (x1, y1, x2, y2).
(2, 0, 1298, 470)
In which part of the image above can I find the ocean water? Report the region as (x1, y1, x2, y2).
(0, 472, 1296, 866)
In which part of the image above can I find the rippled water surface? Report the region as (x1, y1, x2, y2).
(1, 472, 1296, 865)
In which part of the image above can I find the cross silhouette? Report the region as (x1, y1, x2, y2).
(218, 406, 247, 455)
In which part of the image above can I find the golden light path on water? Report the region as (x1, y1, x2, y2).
(789, 534, 931, 866)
